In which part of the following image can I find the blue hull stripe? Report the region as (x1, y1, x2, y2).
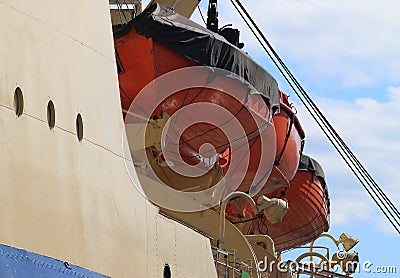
(0, 244, 109, 277)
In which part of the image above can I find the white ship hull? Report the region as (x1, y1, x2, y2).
(0, 1, 219, 276)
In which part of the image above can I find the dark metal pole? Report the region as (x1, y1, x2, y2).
(207, 0, 218, 32)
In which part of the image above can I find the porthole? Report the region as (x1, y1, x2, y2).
(76, 113, 83, 141)
(14, 87, 24, 117)
(163, 263, 171, 278)
(47, 100, 56, 129)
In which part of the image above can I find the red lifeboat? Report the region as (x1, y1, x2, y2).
(225, 92, 305, 218)
(257, 92, 305, 195)
(114, 4, 281, 196)
(247, 155, 330, 252)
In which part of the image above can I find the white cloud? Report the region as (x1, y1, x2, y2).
(388, 86, 400, 100)
(374, 216, 399, 236)
(331, 193, 374, 226)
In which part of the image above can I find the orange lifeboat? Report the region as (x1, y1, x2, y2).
(114, 4, 281, 196)
(257, 92, 305, 194)
(225, 92, 305, 218)
(248, 155, 330, 252)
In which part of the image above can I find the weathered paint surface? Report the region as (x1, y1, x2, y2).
(0, 1, 217, 277)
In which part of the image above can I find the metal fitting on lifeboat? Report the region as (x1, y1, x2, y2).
(256, 195, 289, 224)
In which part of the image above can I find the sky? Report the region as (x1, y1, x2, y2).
(142, 0, 400, 275)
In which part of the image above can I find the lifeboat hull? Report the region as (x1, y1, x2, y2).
(224, 92, 305, 218)
(247, 155, 330, 252)
(273, 92, 305, 183)
(116, 28, 277, 194)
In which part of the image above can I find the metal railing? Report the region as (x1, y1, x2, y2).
(212, 246, 255, 278)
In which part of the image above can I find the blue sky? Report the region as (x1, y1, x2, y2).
(142, 0, 400, 275)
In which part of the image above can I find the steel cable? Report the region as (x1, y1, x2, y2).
(229, 0, 400, 234)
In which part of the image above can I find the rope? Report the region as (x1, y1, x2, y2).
(198, 6, 207, 25)
(274, 114, 295, 165)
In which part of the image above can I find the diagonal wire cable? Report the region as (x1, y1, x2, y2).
(229, 0, 400, 234)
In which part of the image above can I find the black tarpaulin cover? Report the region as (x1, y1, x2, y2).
(113, 3, 280, 113)
(298, 154, 325, 180)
